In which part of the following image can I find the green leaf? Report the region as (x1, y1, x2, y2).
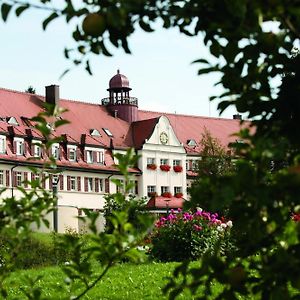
(192, 58, 210, 65)
(42, 12, 59, 30)
(139, 19, 154, 32)
(15, 4, 29, 17)
(1, 3, 12, 22)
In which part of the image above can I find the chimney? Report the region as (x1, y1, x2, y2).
(45, 85, 59, 105)
(233, 114, 242, 120)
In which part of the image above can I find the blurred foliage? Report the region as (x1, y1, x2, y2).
(1, 0, 300, 298)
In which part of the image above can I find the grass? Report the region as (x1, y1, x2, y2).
(4, 262, 204, 299)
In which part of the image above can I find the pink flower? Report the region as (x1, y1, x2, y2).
(193, 224, 202, 231)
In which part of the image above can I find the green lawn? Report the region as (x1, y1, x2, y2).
(5, 262, 204, 299)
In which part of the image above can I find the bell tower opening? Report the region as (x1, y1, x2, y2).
(101, 70, 138, 123)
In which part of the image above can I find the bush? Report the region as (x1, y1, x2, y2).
(150, 208, 234, 262)
(0, 232, 79, 270)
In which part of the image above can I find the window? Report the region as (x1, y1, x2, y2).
(90, 129, 101, 136)
(186, 159, 198, 171)
(147, 185, 156, 193)
(0, 170, 3, 185)
(147, 157, 155, 165)
(0, 137, 5, 154)
(88, 177, 93, 192)
(160, 159, 168, 165)
(187, 139, 196, 147)
(192, 160, 198, 170)
(69, 176, 76, 191)
(103, 128, 113, 137)
(173, 159, 181, 166)
(16, 172, 22, 186)
(86, 150, 93, 163)
(7, 116, 19, 126)
(52, 145, 60, 159)
(69, 148, 76, 161)
(161, 186, 169, 194)
(116, 179, 124, 193)
(97, 178, 104, 192)
(97, 151, 105, 164)
(174, 186, 182, 194)
(34, 144, 41, 157)
(16, 141, 24, 156)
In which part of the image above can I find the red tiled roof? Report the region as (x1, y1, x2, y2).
(131, 117, 159, 149)
(138, 110, 244, 153)
(0, 87, 247, 157)
(146, 196, 184, 209)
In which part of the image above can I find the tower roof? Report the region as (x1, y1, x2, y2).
(108, 69, 131, 90)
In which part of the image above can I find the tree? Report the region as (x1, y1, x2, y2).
(1, 1, 300, 298)
(197, 127, 233, 177)
(25, 85, 36, 94)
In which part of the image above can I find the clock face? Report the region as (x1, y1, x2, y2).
(160, 132, 168, 144)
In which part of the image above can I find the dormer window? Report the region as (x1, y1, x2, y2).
(103, 128, 113, 137)
(52, 144, 60, 159)
(0, 136, 6, 154)
(86, 150, 93, 163)
(187, 139, 197, 147)
(34, 144, 42, 158)
(90, 129, 101, 137)
(68, 148, 76, 161)
(15, 140, 24, 156)
(7, 117, 19, 126)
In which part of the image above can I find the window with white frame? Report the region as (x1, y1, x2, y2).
(16, 140, 24, 156)
(174, 186, 182, 194)
(173, 159, 181, 166)
(16, 172, 22, 186)
(147, 185, 156, 196)
(52, 144, 60, 159)
(98, 178, 103, 192)
(116, 179, 124, 193)
(34, 144, 41, 157)
(160, 158, 168, 165)
(161, 186, 169, 194)
(69, 148, 76, 161)
(0, 137, 6, 154)
(86, 150, 93, 163)
(70, 176, 76, 191)
(98, 151, 104, 164)
(0, 170, 3, 185)
(88, 177, 93, 192)
(192, 160, 198, 170)
(147, 157, 155, 165)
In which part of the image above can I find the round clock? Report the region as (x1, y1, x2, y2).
(160, 132, 168, 144)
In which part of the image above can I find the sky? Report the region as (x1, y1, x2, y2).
(0, 2, 239, 119)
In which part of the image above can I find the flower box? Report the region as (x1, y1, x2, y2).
(147, 164, 157, 170)
(160, 164, 171, 172)
(162, 192, 172, 198)
(173, 165, 183, 173)
(175, 192, 183, 198)
(148, 192, 157, 197)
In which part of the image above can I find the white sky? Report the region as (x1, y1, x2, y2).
(0, 3, 238, 119)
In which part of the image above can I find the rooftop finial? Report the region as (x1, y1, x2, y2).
(117, 69, 120, 74)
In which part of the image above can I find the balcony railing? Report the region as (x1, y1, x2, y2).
(101, 97, 138, 106)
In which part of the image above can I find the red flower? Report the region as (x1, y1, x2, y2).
(162, 192, 172, 198)
(147, 164, 157, 170)
(173, 165, 183, 172)
(175, 192, 183, 198)
(160, 164, 171, 172)
(292, 213, 300, 222)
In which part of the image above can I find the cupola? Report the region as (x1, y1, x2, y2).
(101, 70, 138, 123)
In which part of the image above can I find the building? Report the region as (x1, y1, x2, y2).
(0, 71, 242, 232)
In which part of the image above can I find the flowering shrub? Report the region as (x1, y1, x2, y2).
(160, 164, 171, 172)
(161, 192, 172, 198)
(150, 208, 234, 262)
(291, 212, 300, 222)
(174, 192, 183, 198)
(147, 163, 157, 170)
(173, 165, 183, 172)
